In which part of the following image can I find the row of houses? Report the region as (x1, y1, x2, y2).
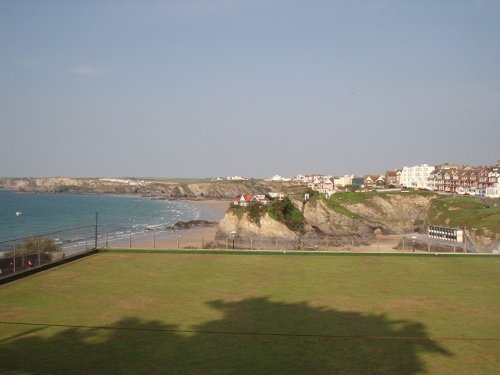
(232, 162, 500, 207)
(292, 162, 500, 198)
(382, 163, 500, 197)
(428, 166, 500, 196)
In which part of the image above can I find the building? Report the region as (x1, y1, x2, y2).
(385, 170, 401, 186)
(428, 164, 499, 195)
(265, 175, 291, 182)
(399, 164, 435, 189)
(317, 178, 334, 194)
(364, 175, 385, 187)
(351, 177, 365, 186)
(307, 177, 335, 194)
(333, 175, 354, 187)
(485, 183, 500, 198)
(233, 194, 270, 206)
(294, 174, 331, 184)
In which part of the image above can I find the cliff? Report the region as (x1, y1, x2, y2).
(217, 192, 432, 246)
(217, 212, 299, 241)
(0, 177, 299, 199)
(2, 177, 497, 250)
(215, 192, 499, 251)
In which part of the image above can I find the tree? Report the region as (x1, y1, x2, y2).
(22, 237, 62, 255)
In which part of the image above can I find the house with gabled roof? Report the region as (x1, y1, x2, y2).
(308, 177, 335, 194)
(233, 194, 270, 207)
(385, 170, 400, 186)
(364, 175, 385, 187)
(318, 178, 334, 194)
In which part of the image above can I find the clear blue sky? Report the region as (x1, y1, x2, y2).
(1, 0, 499, 178)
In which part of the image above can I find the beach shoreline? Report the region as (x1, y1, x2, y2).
(106, 199, 231, 250)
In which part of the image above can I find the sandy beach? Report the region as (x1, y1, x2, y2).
(113, 199, 231, 250)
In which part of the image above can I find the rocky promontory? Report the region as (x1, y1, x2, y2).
(217, 192, 432, 247)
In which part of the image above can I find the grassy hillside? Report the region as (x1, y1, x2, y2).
(428, 196, 500, 234)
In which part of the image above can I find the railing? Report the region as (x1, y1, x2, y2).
(0, 225, 97, 279)
(401, 233, 478, 253)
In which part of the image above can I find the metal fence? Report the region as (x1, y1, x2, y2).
(1, 223, 487, 281)
(0, 225, 97, 279)
(211, 237, 360, 251)
(399, 233, 477, 253)
(105, 232, 365, 251)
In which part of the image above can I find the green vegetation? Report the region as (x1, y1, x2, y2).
(303, 187, 320, 200)
(0, 253, 499, 374)
(331, 191, 371, 204)
(429, 196, 500, 233)
(267, 197, 305, 233)
(21, 236, 62, 255)
(247, 202, 267, 226)
(228, 203, 246, 220)
(229, 197, 305, 233)
(323, 192, 368, 218)
(228, 202, 266, 226)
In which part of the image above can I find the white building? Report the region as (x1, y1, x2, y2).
(266, 175, 291, 182)
(400, 164, 435, 189)
(294, 174, 331, 184)
(485, 183, 500, 198)
(333, 175, 354, 187)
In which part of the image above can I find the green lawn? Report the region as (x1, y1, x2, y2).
(0, 252, 499, 374)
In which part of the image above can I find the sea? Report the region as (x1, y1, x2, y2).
(0, 189, 224, 244)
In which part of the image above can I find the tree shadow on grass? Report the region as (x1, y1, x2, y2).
(0, 297, 451, 374)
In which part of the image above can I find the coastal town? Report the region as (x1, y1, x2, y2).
(219, 161, 500, 199)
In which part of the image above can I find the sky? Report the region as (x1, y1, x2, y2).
(1, 0, 499, 178)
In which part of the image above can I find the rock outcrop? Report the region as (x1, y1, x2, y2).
(216, 212, 298, 241)
(216, 194, 434, 246)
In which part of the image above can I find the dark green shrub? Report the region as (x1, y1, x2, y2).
(246, 202, 266, 226)
(267, 197, 305, 233)
(303, 188, 320, 200)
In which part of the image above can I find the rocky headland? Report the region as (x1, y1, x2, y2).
(2, 177, 498, 251)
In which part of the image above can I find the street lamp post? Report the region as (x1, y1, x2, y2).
(230, 231, 236, 250)
(411, 236, 417, 252)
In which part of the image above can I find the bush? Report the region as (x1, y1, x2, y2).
(22, 237, 62, 254)
(267, 197, 305, 233)
(228, 203, 247, 220)
(228, 202, 266, 226)
(246, 202, 267, 226)
(228, 198, 305, 233)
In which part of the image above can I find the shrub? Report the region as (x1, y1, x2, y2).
(303, 188, 320, 199)
(228, 203, 246, 220)
(267, 197, 305, 233)
(246, 202, 267, 226)
(228, 202, 266, 226)
(22, 237, 62, 254)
